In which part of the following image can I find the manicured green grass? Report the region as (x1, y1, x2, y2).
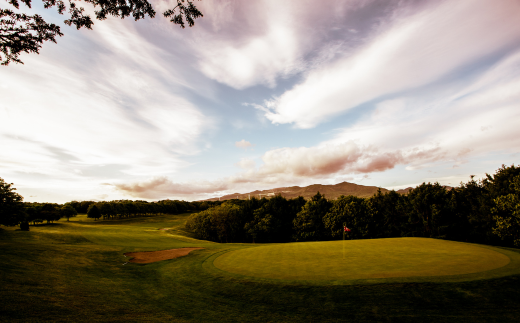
(1, 213, 520, 322)
(213, 238, 518, 282)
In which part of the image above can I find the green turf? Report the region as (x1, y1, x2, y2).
(213, 238, 517, 282)
(2, 213, 520, 322)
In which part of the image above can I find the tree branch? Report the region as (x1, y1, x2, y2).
(1, 0, 203, 65)
(0, 9, 63, 65)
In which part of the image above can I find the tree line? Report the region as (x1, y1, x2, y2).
(82, 199, 219, 221)
(2, 164, 519, 247)
(185, 165, 520, 247)
(0, 180, 220, 230)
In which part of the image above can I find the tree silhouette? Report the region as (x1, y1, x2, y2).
(61, 204, 77, 221)
(1, 0, 203, 65)
(0, 177, 25, 227)
(87, 204, 101, 221)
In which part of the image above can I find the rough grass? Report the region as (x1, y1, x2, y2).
(213, 238, 517, 282)
(1, 213, 520, 322)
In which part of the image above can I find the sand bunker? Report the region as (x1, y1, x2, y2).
(125, 247, 204, 264)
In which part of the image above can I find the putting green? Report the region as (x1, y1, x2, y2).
(213, 238, 512, 281)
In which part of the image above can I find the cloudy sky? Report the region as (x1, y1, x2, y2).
(1, 0, 520, 203)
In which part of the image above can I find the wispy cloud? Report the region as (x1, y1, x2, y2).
(329, 49, 520, 165)
(0, 16, 213, 201)
(258, 0, 520, 128)
(113, 45, 520, 200)
(3, 0, 520, 203)
(190, 0, 371, 89)
(114, 176, 230, 199)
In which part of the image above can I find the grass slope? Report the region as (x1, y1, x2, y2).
(1, 213, 520, 322)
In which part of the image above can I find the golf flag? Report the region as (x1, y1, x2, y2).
(344, 226, 351, 232)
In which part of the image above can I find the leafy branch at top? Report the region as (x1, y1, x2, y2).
(1, 0, 203, 65)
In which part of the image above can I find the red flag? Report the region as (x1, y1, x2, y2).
(344, 226, 351, 232)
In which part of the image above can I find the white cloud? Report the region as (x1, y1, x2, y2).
(0, 17, 212, 201)
(195, 2, 301, 89)
(259, 0, 520, 128)
(258, 143, 362, 177)
(190, 0, 367, 89)
(113, 140, 441, 199)
(235, 158, 256, 170)
(235, 139, 254, 149)
(4, 0, 520, 203)
(114, 46, 520, 200)
(328, 49, 520, 170)
(114, 176, 230, 199)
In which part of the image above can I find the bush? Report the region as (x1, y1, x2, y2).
(19, 221, 29, 231)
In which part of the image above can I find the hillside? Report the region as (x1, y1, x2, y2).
(204, 182, 415, 201)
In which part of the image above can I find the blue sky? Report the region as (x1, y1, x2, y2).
(1, 0, 520, 202)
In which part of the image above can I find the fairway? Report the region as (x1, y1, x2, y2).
(213, 238, 512, 281)
(3, 215, 520, 322)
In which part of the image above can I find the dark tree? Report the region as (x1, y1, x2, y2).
(210, 203, 242, 243)
(244, 195, 295, 243)
(41, 203, 62, 223)
(98, 201, 114, 219)
(67, 200, 95, 213)
(292, 192, 332, 242)
(482, 165, 520, 242)
(483, 164, 520, 198)
(491, 173, 520, 246)
(0, 177, 25, 228)
(447, 180, 481, 242)
(1, 0, 203, 65)
(25, 205, 43, 225)
(245, 208, 279, 243)
(185, 208, 216, 241)
(87, 204, 101, 221)
(61, 204, 77, 221)
(367, 189, 407, 238)
(405, 182, 451, 238)
(323, 195, 370, 240)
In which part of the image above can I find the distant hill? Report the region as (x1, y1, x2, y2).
(395, 187, 414, 194)
(204, 182, 413, 201)
(203, 182, 455, 202)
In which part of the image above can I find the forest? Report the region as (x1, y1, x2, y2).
(185, 164, 520, 247)
(1, 164, 519, 247)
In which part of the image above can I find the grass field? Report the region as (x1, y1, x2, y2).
(214, 238, 517, 282)
(1, 213, 520, 322)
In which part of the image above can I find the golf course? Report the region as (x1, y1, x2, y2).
(213, 238, 515, 282)
(1, 212, 520, 322)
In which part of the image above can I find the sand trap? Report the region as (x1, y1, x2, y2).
(125, 247, 204, 264)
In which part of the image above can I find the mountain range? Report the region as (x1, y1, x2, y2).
(204, 182, 414, 201)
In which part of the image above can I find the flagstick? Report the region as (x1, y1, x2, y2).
(343, 230, 345, 259)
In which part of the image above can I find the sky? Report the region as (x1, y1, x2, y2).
(1, 0, 520, 203)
